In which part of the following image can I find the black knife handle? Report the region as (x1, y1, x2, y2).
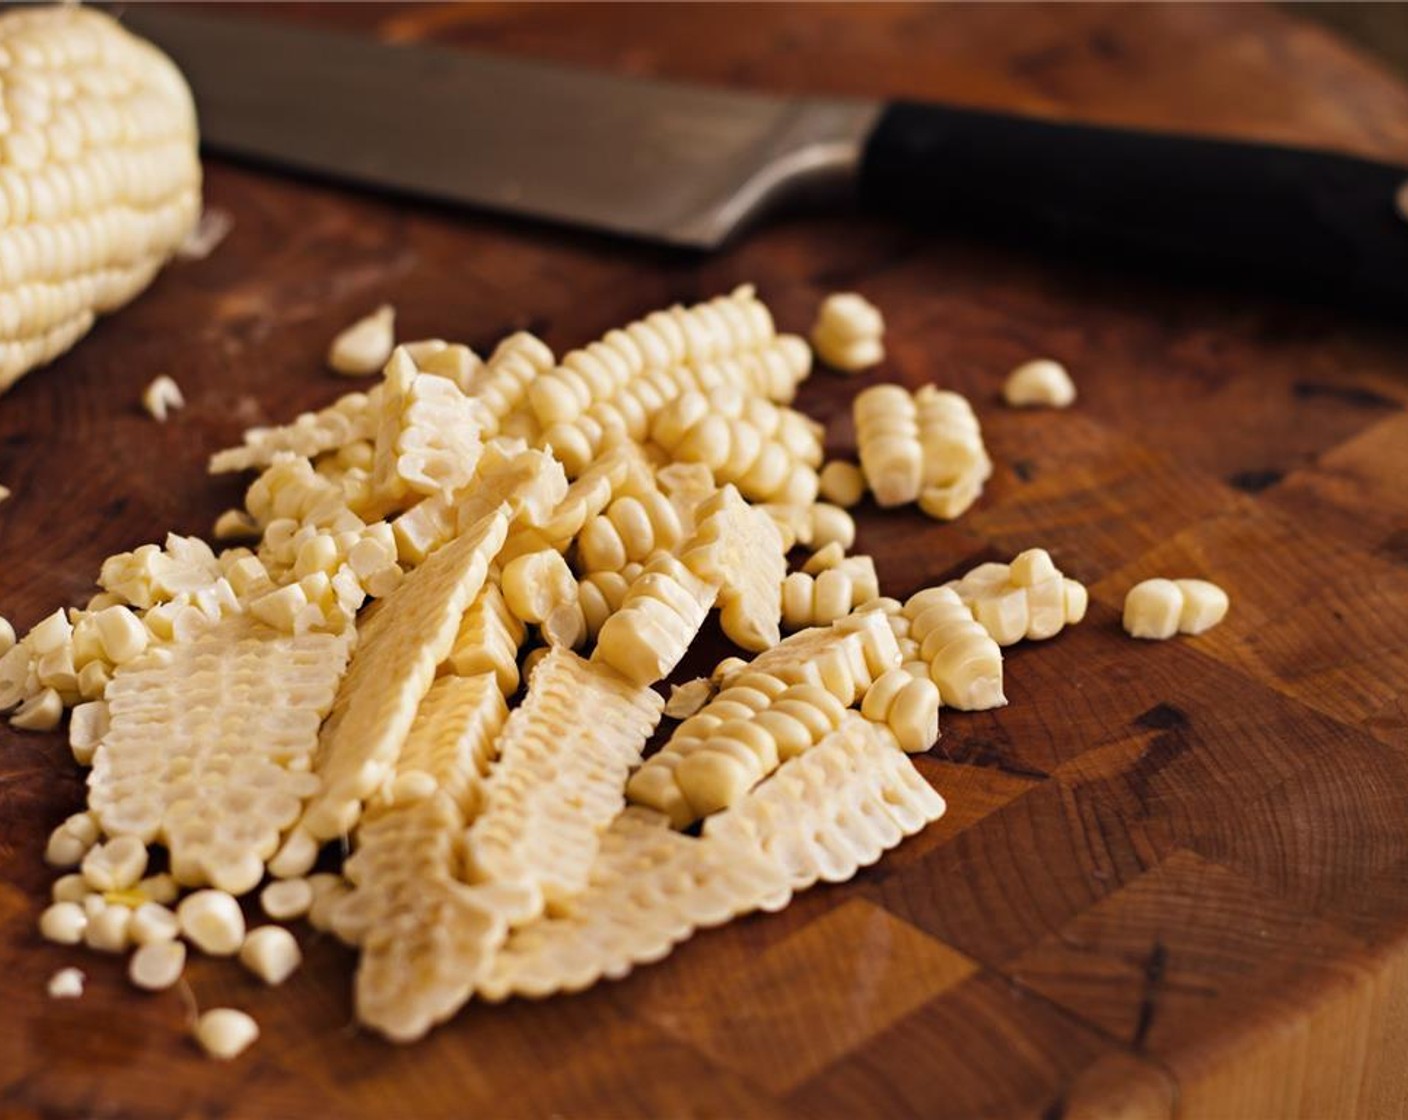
(859, 101, 1408, 312)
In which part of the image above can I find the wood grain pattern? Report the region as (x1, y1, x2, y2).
(2, 3, 1407, 1117)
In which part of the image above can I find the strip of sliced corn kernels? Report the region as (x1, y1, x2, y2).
(369, 348, 486, 509)
(724, 609, 900, 705)
(627, 614, 900, 827)
(524, 286, 775, 429)
(592, 554, 717, 686)
(442, 583, 524, 696)
(704, 713, 945, 894)
(539, 333, 811, 476)
(464, 646, 663, 920)
(944, 548, 1086, 646)
(380, 671, 508, 814)
(209, 388, 379, 475)
(350, 799, 510, 1042)
(478, 808, 788, 1001)
(902, 587, 1006, 711)
(914, 386, 991, 522)
(679, 484, 786, 653)
(88, 616, 353, 894)
(277, 506, 509, 866)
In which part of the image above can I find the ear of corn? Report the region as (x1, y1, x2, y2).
(0, 6, 201, 394)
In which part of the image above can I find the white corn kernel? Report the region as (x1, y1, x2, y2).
(212, 508, 259, 541)
(860, 669, 941, 753)
(177, 889, 245, 956)
(12, 686, 61, 731)
(47, 967, 85, 999)
(801, 542, 846, 575)
(1174, 579, 1229, 635)
(129, 939, 186, 991)
(1122, 579, 1183, 640)
(239, 926, 301, 986)
(665, 678, 713, 720)
(809, 503, 856, 552)
(39, 901, 87, 945)
(138, 874, 180, 906)
(1064, 578, 1089, 625)
(142, 375, 185, 422)
(194, 1008, 260, 1061)
(84, 903, 132, 953)
(306, 873, 351, 933)
(0, 616, 14, 655)
(177, 207, 235, 261)
(29, 610, 71, 655)
(80, 835, 148, 893)
(1004, 359, 1075, 408)
(328, 304, 395, 376)
(45, 813, 100, 868)
(129, 902, 179, 945)
(260, 877, 313, 922)
(818, 460, 866, 508)
(51, 873, 88, 904)
(93, 605, 148, 664)
(811, 292, 884, 372)
(500, 549, 577, 626)
(68, 700, 109, 762)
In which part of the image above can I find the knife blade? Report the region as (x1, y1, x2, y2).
(123, 7, 879, 250)
(125, 7, 1408, 311)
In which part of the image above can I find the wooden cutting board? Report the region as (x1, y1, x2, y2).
(2, 4, 1407, 1117)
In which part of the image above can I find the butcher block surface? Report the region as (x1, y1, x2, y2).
(3, 4, 1408, 1117)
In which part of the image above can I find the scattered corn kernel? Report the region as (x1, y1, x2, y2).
(1003, 359, 1076, 408)
(811, 293, 884, 373)
(139, 874, 180, 907)
(47, 968, 85, 1000)
(260, 878, 314, 922)
(12, 686, 62, 731)
(51, 874, 88, 904)
(129, 940, 187, 991)
(808, 503, 856, 553)
(39, 901, 88, 945)
(1174, 579, 1230, 635)
(142, 375, 186, 422)
(45, 813, 100, 868)
(129, 902, 180, 946)
(501, 549, 577, 626)
(818, 460, 866, 508)
(177, 890, 245, 956)
(194, 1008, 260, 1061)
(1123, 577, 1229, 639)
(1122, 578, 1184, 640)
(84, 903, 132, 953)
(81, 836, 148, 893)
(212, 508, 260, 541)
(239, 926, 302, 986)
(328, 304, 395, 376)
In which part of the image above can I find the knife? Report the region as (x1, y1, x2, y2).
(124, 8, 1408, 312)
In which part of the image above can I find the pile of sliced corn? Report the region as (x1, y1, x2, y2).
(1, 280, 1227, 1057)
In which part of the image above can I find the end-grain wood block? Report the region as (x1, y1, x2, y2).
(1, 3, 1408, 1118)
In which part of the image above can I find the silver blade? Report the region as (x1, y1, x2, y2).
(124, 8, 880, 249)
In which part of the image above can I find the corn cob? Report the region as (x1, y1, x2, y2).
(0, 7, 201, 394)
